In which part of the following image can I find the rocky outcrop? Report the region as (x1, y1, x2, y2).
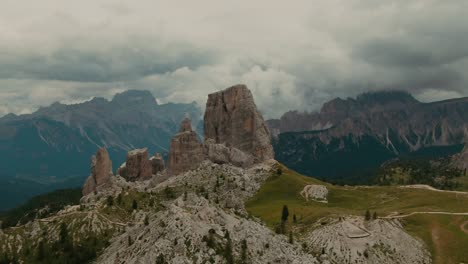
(117, 148, 153, 181)
(167, 118, 204, 175)
(82, 148, 113, 196)
(306, 216, 431, 264)
(204, 84, 274, 166)
(150, 153, 165, 175)
(300, 185, 328, 202)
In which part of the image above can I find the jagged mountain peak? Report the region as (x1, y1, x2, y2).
(111, 89, 157, 106)
(321, 90, 419, 114)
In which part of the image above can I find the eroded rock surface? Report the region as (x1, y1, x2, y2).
(306, 216, 431, 264)
(150, 153, 165, 175)
(167, 118, 204, 175)
(204, 84, 274, 166)
(82, 147, 113, 196)
(117, 148, 153, 181)
(300, 185, 328, 202)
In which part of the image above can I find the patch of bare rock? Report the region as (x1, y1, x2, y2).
(306, 216, 431, 264)
(301, 185, 328, 202)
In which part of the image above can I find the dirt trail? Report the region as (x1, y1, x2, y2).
(381, 211, 468, 219)
(400, 185, 468, 195)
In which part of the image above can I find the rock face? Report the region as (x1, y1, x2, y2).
(204, 84, 274, 166)
(117, 148, 153, 181)
(268, 91, 468, 182)
(167, 118, 204, 175)
(150, 153, 165, 175)
(82, 148, 113, 196)
(306, 216, 431, 264)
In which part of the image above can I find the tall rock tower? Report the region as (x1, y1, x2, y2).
(204, 84, 274, 166)
(167, 117, 204, 175)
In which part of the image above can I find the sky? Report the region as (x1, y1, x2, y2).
(1, 0, 468, 119)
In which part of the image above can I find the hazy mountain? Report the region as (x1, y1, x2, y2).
(0, 90, 202, 210)
(268, 91, 468, 184)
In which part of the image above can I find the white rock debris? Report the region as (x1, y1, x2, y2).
(301, 185, 329, 202)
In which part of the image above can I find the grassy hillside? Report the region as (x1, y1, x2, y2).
(246, 165, 468, 264)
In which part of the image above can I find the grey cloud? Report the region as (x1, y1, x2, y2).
(0, 43, 216, 82)
(1, 0, 468, 119)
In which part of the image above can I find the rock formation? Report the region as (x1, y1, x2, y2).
(167, 117, 204, 175)
(117, 148, 153, 181)
(300, 185, 328, 202)
(150, 153, 165, 174)
(82, 148, 113, 196)
(204, 84, 274, 166)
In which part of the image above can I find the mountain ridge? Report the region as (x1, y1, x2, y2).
(0, 89, 202, 210)
(268, 90, 468, 183)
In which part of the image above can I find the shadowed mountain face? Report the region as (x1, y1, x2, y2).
(268, 91, 468, 184)
(0, 90, 202, 210)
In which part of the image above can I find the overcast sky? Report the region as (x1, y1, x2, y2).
(1, 0, 468, 118)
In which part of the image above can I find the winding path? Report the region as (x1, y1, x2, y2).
(381, 211, 468, 219)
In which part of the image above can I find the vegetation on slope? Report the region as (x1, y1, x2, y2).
(0, 188, 82, 229)
(376, 157, 467, 191)
(245, 164, 468, 263)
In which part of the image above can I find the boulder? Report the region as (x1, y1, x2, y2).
(204, 84, 274, 165)
(204, 139, 252, 167)
(167, 118, 204, 175)
(300, 185, 328, 202)
(118, 148, 153, 181)
(82, 148, 113, 196)
(150, 153, 165, 174)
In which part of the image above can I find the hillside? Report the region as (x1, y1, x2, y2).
(268, 91, 468, 183)
(246, 165, 468, 264)
(1, 85, 466, 264)
(0, 90, 202, 210)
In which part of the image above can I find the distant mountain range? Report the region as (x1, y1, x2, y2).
(0, 90, 202, 210)
(268, 91, 468, 184)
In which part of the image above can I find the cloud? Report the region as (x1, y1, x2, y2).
(1, 0, 468, 119)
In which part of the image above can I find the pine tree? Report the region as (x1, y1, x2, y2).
(277, 167, 283, 176)
(117, 193, 122, 205)
(293, 214, 297, 223)
(372, 211, 377, 220)
(365, 209, 371, 221)
(36, 241, 45, 261)
(241, 239, 248, 264)
(107, 195, 114, 207)
(281, 205, 289, 222)
(59, 223, 69, 245)
(224, 230, 234, 264)
(156, 253, 166, 264)
(289, 231, 294, 244)
(132, 200, 138, 210)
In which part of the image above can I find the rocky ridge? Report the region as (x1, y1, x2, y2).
(268, 91, 468, 182)
(0, 85, 435, 264)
